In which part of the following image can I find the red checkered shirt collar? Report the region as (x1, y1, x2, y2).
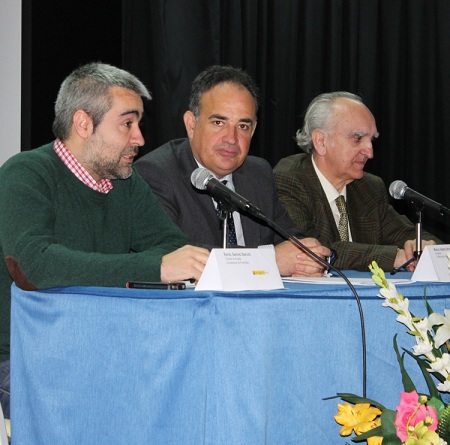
(53, 139, 113, 194)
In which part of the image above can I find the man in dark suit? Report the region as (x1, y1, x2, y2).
(273, 91, 441, 272)
(135, 65, 330, 277)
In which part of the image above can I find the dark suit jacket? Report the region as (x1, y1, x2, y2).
(134, 138, 302, 248)
(273, 153, 441, 271)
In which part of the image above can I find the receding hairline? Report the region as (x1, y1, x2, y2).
(198, 81, 258, 118)
(323, 96, 375, 132)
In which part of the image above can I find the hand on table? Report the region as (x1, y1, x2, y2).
(275, 237, 331, 277)
(161, 245, 210, 282)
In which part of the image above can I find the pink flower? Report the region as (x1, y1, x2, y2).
(394, 391, 438, 442)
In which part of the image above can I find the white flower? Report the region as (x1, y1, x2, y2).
(437, 379, 450, 393)
(381, 292, 410, 316)
(396, 313, 414, 331)
(414, 318, 429, 338)
(428, 353, 450, 378)
(379, 286, 401, 303)
(413, 338, 434, 357)
(428, 309, 450, 348)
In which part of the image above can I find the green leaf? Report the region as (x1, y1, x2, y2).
(393, 334, 415, 392)
(402, 349, 442, 400)
(437, 404, 450, 442)
(428, 395, 446, 417)
(378, 409, 402, 445)
(334, 393, 387, 410)
(424, 295, 434, 316)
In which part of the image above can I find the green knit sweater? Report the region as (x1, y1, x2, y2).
(0, 143, 188, 361)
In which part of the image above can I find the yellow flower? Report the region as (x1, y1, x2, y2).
(334, 402, 382, 436)
(367, 418, 383, 445)
(367, 435, 383, 445)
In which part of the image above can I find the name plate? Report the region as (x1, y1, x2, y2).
(412, 244, 450, 282)
(195, 246, 284, 291)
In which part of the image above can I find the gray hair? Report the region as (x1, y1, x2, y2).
(52, 62, 151, 141)
(295, 91, 363, 153)
(188, 65, 259, 118)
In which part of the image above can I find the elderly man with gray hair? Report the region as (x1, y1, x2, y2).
(273, 91, 441, 272)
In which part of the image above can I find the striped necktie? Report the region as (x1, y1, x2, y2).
(217, 180, 238, 246)
(335, 195, 349, 242)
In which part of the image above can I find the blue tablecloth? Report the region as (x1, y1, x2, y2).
(10, 273, 450, 444)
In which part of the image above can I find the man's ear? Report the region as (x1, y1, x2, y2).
(183, 111, 196, 139)
(73, 110, 92, 139)
(311, 129, 327, 156)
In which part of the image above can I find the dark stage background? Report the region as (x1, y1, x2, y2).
(23, 0, 450, 242)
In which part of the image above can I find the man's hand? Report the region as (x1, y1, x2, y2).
(395, 239, 437, 271)
(275, 238, 331, 277)
(161, 245, 210, 282)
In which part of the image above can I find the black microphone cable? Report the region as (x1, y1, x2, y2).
(191, 167, 367, 397)
(260, 217, 367, 398)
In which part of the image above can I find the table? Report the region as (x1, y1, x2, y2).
(10, 274, 450, 444)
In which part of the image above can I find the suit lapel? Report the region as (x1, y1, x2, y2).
(176, 142, 224, 244)
(232, 165, 262, 247)
(304, 156, 342, 241)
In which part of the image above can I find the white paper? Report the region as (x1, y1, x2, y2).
(195, 247, 283, 291)
(282, 276, 412, 286)
(412, 244, 450, 282)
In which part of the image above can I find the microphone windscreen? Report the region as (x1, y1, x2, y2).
(389, 180, 407, 199)
(190, 167, 212, 190)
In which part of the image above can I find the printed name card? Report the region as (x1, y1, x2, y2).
(195, 246, 284, 291)
(411, 244, 450, 282)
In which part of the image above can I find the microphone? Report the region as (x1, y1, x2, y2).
(389, 180, 450, 215)
(190, 167, 266, 220)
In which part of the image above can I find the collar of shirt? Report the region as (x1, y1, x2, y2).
(311, 156, 352, 241)
(54, 139, 113, 194)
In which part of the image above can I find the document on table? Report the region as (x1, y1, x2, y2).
(282, 276, 412, 285)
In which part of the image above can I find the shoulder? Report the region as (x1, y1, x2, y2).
(134, 138, 190, 166)
(237, 156, 277, 183)
(349, 172, 388, 201)
(356, 172, 386, 190)
(273, 153, 310, 175)
(230, 156, 276, 197)
(241, 155, 272, 171)
(0, 143, 59, 176)
(134, 138, 191, 182)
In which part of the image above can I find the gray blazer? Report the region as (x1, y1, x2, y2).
(135, 138, 303, 248)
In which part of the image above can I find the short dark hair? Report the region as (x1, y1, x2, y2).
(188, 65, 259, 118)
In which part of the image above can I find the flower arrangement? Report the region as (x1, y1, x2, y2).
(334, 261, 450, 445)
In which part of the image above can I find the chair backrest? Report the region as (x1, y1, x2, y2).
(0, 403, 8, 445)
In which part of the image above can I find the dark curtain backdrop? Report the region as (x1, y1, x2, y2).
(122, 0, 450, 242)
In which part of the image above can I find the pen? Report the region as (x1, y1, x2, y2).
(390, 257, 415, 275)
(324, 249, 338, 276)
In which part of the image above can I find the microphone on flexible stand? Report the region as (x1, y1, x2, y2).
(191, 167, 368, 396)
(389, 179, 449, 264)
(389, 180, 450, 216)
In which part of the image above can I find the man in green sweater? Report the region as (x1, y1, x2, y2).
(0, 63, 210, 418)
